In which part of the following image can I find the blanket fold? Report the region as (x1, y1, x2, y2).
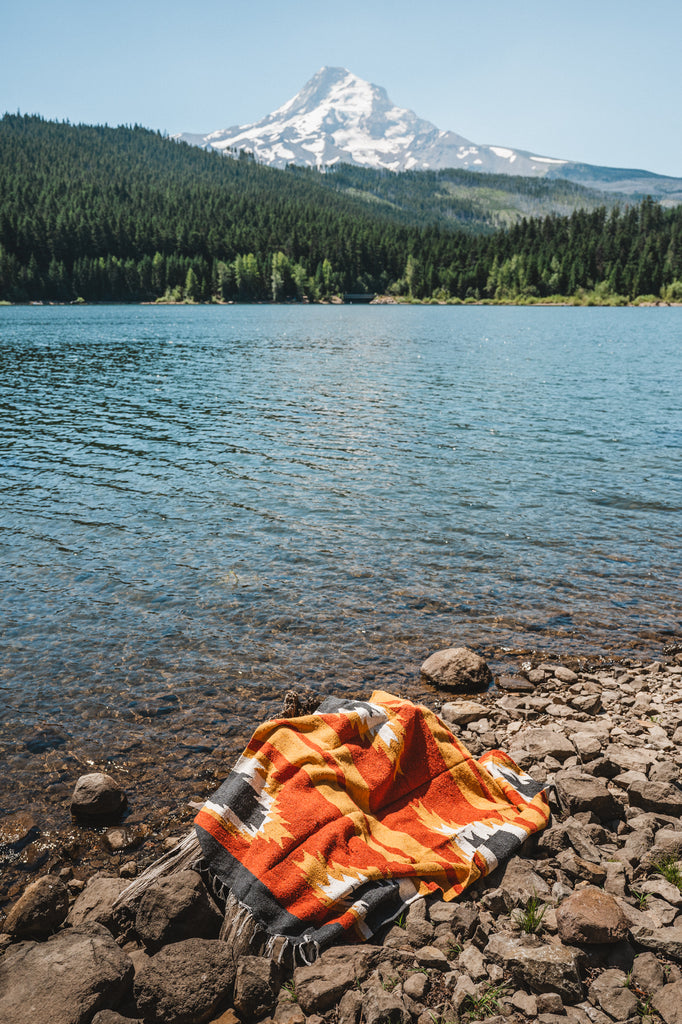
(194, 691, 549, 964)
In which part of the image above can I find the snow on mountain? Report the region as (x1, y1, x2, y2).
(174, 67, 682, 198)
(175, 66, 570, 177)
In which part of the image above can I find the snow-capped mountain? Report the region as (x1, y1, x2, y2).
(175, 67, 682, 199)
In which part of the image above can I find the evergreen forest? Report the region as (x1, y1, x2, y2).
(1, 113, 681, 305)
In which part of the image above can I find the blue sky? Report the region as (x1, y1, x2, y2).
(3, 0, 681, 177)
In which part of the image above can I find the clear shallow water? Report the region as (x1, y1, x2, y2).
(1, 304, 681, 824)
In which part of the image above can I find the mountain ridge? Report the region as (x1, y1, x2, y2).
(175, 67, 682, 202)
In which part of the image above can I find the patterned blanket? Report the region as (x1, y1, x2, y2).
(194, 691, 550, 964)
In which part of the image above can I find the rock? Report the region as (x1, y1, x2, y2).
(103, 826, 148, 854)
(631, 925, 682, 962)
(497, 674, 535, 693)
(428, 900, 477, 938)
(91, 1014, 142, 1024)
(555, 887, 629, 945)
(457, 944, 487, 982)
(588, 968, 638, 1020)
(70, 773, 127, 819)
(555, 773, 624, 821)
(632, 952, 667, 994)
(414, 945, 450, 970)
(420, 647, 492, 692)
(513, 728, 576, 762)
(640, 877, 682, 907)
(653, 980, 682, 1024)
(2, 874, 69, 939)
(556, 850, 607, 887)
(496, 855, 551, 905)
(440, 700, 489, 726)
(336, 989, 362, 1024)
(573, 732, 602, 762)
(628, 779, 682, 816)
(0, 812, 40, 856)
(486, 933, 583, 1002)
(511, 989, 538, 1016)
(555, 667, 579, 684)
(0, 927, 133, 1024)
(133, 938, 236, 1024)
(66, 873, 130, 936)
(294, 950, 358, 1014)
(403, 972, 429, 1000)
(233, 955, 278, 1020)
(134, 870, 222, 951)
(362, 972, 411, 1024)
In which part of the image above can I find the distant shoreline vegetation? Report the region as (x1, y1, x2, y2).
(1, 114, 681, 307)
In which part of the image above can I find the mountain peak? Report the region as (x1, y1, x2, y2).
(174, 69, 682, 197)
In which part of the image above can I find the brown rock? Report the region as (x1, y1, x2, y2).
(588, 969, 638, 1020)
(232, 955, 278, 1020)
(294, 953, 356, 1014)
(70, 773, 127, 819)
(632, 952, 667, 994)
(556, 887, 629, 945)
(555, 773, 625, 821)
(440, 700, 489, 726)
(135, 870, 222, 951)
(486, 933, 582, 1002)
(653, 980, 682, 1024)
(513, 728, 576, 762)
(628, 779, 682, 816)
(0, 927, 133, 1024)
(133, 938, 236, 1024)
(66, 873, 130, 936)
(420, 647, 492, 692)
(2, 874, 69, 939)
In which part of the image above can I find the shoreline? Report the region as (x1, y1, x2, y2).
(2, 297, 682, 308)
(3, 646, 682, 1022)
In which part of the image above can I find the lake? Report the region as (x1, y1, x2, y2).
(1, 304, 680, 826)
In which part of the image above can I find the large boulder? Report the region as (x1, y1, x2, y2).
(420, 648, 492, 692)
(0, 926, 133, 1024)
(134, 870, 222, 951)
(2, 874, 69, 940)
(133, 938, 236, 1024)
(70, 773, 126, 819)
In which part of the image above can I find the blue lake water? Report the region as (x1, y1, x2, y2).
(1, 304, 681, 820)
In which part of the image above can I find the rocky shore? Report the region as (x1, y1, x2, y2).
(3, 652, 682, 1024)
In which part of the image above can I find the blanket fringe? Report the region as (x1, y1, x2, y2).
(114, 830, 202, 908)
(218, 890, 320, 967)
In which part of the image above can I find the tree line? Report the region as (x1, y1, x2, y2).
(0, 114, 681, 304)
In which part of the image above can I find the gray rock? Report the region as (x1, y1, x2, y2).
(91, 1014, 142, 1024)
(555, 667, 579, 684)
(66, 873, 130, 936)
(487, 932, 583, 1002)
(588, 968, 638, 1020)
(403, 972, 429, 1000)
(133, 938, 236, 1024)
(70, 773, 127, 818)
(362, 972, 411, 1024)
(555, 773, 624, 821)
(428, 900, 477, 938)
(2, 874, 69, 939)
(414, 945, 450, 970)
(233, 955, 278, 1020)
(336, 989, 363, 1024)
(513, 728, 576, 762)
(629, 779, 682, 816)
(496, 855, 551, 905)
(0, 927, 133, 1024)
(457, 944, 487, 982)
(420, 647, 492, 692)
(632, 951, 667, 994)
(440, 699, 489, 726)
(295, 956, 356, 1014)
(631, 924, 682, 962)
(653, 980, 682, 1024)
(135, 870, 222, 951)
(555, 887, 629, 945)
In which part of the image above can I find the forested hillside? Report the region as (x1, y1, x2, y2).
(1, 114, 681, 304)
